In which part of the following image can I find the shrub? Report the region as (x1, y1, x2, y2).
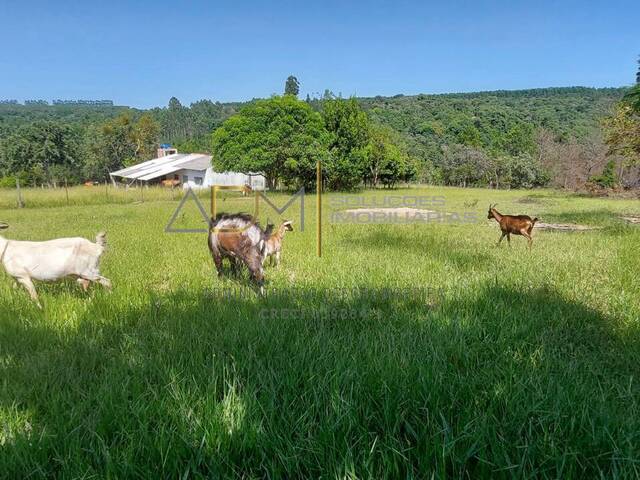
(589, 160, 618, 189)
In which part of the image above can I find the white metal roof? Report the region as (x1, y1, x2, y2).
(110, 153, 212, 181)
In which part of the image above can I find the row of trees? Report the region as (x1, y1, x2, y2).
(0, 114, 160, 186)
(0, 72, 637, 191)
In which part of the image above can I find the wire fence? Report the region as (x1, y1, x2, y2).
(0, 182, 214, 210)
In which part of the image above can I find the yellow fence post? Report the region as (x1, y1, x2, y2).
(210, 186, 217, 219)
(210, 185, 256, 224)
(317, 159, 322, 257)
(254, 189, 260, 218)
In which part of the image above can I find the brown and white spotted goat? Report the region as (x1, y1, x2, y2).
(207, 213, 272, 293)
(487, 204, 538, 249)
(263, 220, 293, 267)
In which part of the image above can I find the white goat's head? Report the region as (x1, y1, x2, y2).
(282, 220, 293, 232)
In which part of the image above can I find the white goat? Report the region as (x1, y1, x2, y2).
(0, 223, 111, 308)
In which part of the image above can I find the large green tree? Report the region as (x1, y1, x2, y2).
(212, 96, 330, 189)
(161, 97, 192, 142)
(0, 121, 82, 185)
(360, 125, 417, 188)
(83, 114, 160, 181)
(322, 98, 370, 190)
(130, 114, 160, 161)
(603, 103, 640, 169)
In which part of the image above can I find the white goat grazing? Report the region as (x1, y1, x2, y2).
(0, 223, 111, 308)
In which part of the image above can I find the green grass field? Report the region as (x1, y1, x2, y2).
(1, 185, 639, 478)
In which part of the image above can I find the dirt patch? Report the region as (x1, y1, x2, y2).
(535, 222, 601, 231)
(516, 196, 543, 204)
(621, 215, 640, 225)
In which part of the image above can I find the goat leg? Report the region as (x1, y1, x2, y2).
(16, 276, 41, 309)
(97, 276, 112, 290)
(212, 253, 224, 278)
(244, 253, 265, 294)
(77, 278, 91, 291)
(229, 257, 242, 277)
(520, 230, 533, 250)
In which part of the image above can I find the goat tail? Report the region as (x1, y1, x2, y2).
(532, 217, 539, 224)
(96, 231, 107, 247)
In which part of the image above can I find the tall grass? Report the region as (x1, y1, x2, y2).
(0, 186, 639, 478)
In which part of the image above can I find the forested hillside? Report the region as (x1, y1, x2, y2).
(362, 87, 624, 151)
(360, 87, 631, 186)
(0, 86, 631, 189)
(0, 104, 136, 134)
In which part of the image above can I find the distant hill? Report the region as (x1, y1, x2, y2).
(0, 86, 628, 157)
(0, 103, 137, 135)
(357, 86, 627, 161)
(0, 86, 631, 188)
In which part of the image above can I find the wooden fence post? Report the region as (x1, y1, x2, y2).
(16, 178, 24, 208)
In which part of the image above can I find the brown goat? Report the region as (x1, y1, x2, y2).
(487, 204, 538, 249)
(263, 220, 293, 267)
(208, 213, 272, 293)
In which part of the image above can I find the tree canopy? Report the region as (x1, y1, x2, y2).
(212, 96, 330, 189)
(0, 85, 633, 189)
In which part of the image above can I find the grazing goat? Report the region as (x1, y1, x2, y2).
(208, 213, 271, 293)
(263, 220, 293, 267)
(0, 223, 111, 308)
(487, 204, 538, 249)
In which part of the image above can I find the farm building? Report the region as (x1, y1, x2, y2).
(109, 150, 266, 190)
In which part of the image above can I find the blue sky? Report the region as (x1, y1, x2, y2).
(1, 0, 638, 108)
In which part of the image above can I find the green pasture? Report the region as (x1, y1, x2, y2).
(0, 186, 639, 478)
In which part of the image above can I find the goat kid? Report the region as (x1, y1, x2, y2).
(208, 213, 271, 293)
(487, 204, 538, 249)
(0, 223, 111, 308)
(263, 220, 293, 267)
